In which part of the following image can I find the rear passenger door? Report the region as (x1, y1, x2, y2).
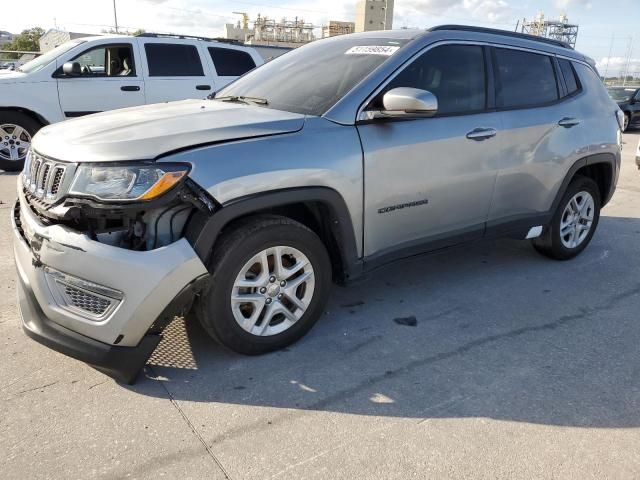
(488, 48, 588, 224)
(139, 40, 213, 103)
(206, 46, 257, 91)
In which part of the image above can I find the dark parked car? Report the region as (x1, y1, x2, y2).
(607, 86, 640, 131)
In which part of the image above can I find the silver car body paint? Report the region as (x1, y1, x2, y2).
(31, 99, 305, 163)
(15, 27, 621, 351)
(13, 182, 208, 347)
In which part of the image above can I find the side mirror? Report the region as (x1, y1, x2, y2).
(62, 61, 82, 76)
(381, 87, 438, 118)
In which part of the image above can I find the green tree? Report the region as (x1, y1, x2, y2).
(4, 27, 45, 58)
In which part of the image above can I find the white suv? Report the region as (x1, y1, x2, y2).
(0, 33, 263, 171)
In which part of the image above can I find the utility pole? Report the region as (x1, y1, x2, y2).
(603, 33, 614, 81)
(113, 0, 119, 33)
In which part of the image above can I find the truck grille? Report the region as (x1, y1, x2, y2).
(22, 151, 74, 204)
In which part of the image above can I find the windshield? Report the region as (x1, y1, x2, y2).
(607, 87, 635, 102)
(215, 36, 410, 116)
(18, 40, 85, 74)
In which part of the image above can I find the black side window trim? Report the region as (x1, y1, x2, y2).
(489, 46, 567, 112)
(556, 57, 583, 99)
(52, 43, 137, 78)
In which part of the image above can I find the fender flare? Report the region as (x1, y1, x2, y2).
(185, 187, 363, 281)
(549, 152, 618, 214)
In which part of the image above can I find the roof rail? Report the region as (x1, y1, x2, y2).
(136, 32, 243, 45)
(428, 25, 573, 50)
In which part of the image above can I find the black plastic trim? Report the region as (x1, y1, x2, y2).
(186, 187, 362, 281)
(64, 111, 101, 118)
(19, 268, 209, 384)
(19, 276, 160, 385)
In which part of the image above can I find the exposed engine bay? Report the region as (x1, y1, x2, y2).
(22, 178, 216, 252)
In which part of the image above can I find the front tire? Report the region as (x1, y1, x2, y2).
(0, 111, 41, 172)
(532, 176, 601, 260)
(195, 215, 332, 355)
(623, 113, 630, 132)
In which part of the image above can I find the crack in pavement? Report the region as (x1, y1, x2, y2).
(5, 380, 58, 399)
(148, 366, 233, 480)
(209, 283, 640, 445)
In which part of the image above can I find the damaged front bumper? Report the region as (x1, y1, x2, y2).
(12, 186, 209, 383)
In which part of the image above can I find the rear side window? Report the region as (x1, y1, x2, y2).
(208, 47, 256, 76)
(384, 44, 486, 115)
(144, 43, 204, 77)
(558, 59, 579, 96)
(494, 48, 559, 109)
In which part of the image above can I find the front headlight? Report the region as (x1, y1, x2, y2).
(69, 164, 189, 202)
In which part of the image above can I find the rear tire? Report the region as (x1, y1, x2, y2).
(195, 215, 332, 355)
(532, 176, 601, 260)
(0, 111, 41, 172)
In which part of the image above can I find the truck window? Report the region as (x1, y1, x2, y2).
(144, 43, 204, 77)
(208, 47, 256, 76)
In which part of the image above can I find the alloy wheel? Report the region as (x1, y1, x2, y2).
(560, 191, 595, 249)
(0, 123, 31, 161)
(231, 246, 315, 337)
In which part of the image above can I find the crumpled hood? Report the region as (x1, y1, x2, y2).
(32, 99, 306, 162)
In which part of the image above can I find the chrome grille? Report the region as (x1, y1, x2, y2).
(22, 151, 72, 204)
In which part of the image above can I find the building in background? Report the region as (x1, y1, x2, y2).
(322, 21, 356, 38)
(355, 0, 394, 32)
(39, 29, 96, 53)
(225, 13, 316, 49)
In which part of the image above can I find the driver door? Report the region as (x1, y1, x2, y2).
(56, 42, 145, 118)
(358, 44, 503, 259)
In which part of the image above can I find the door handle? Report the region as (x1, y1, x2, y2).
(196, 85, 212, 91)
(558, 117, 580, 128)
(466, 128, 497, 141)
(121, 85, 140, 92)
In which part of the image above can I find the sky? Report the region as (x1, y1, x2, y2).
(1, 0, 638, 76)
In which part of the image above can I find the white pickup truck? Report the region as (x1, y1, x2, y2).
(0, 33, 264, 171)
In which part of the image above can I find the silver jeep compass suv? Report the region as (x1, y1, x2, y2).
(13, 26, 622, 383)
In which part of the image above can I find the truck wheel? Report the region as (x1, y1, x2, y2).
(0, 111, 41, 172)
(195, 215, 332, 355)
(532, 176, 601, 260)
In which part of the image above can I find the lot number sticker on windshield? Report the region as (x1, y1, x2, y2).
(345, 46, 400, 56)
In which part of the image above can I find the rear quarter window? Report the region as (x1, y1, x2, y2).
(494, 48, 559, 109)
(144, 43, 204, 77)
(558, 59, 580, 96)
(208, 47, 256, 76)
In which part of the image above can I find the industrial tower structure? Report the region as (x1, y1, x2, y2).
(519, 13, 579, 48)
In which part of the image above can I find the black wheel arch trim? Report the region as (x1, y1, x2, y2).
(0, 106, 50, 127)
(185, 187, 363, 282)
(551, 152, 618, 213)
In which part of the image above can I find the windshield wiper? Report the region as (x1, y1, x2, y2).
(212, 95, 269, 106)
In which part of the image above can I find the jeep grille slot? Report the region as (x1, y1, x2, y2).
(22, 152, 72, 204)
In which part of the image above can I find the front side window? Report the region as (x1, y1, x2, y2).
(381, 44, 486, 115)
(494, 48, 559, 108)
(209, 47, 256, 76)
(144, 43, 204, 77)
(19, 40, 85, 74)
(62, 44, 135, 77)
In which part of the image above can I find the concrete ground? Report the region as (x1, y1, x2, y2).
(1, 132, 639, 480)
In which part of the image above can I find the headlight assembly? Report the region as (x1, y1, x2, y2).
(69, 164, 189, 202)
